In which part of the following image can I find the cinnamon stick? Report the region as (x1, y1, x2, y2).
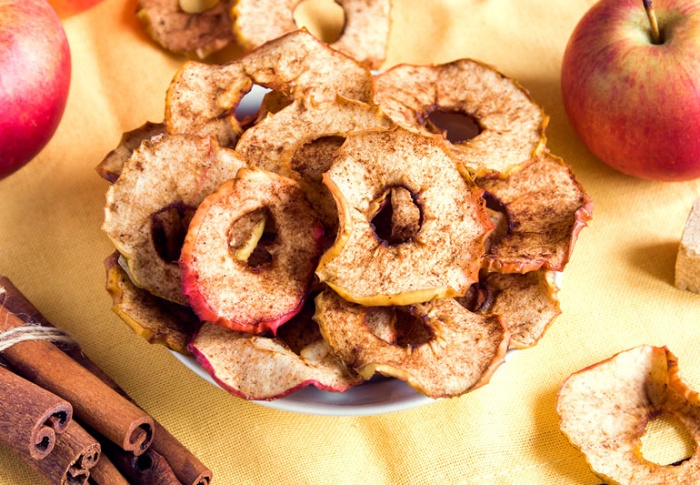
(0, 302, 154, 456)
(20, 420, 100, 485)
(0, 365, 72, 460)
(98, 437, 180, 485)
(0, 275, 213, 485)
(86, 452, 130, 485)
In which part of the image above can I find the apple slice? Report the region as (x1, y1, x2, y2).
(96, 121, 166, 183)
(477, 151, 593, 273)
(165, 29, 373, 148)
(374, 59, 548, 178)
(316, 127, 493, 306)
(189, 304, 363, 401)
(136, 0, 234, 58)
(232, 0, 391, 70)
(180, 168, 324, 335)
(557, 345, 700, 484)
(103, 252, 200, 354)
(102, 133, 247, 304)
(314, 289, 509, 399)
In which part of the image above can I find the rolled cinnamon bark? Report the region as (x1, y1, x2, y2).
(0, 365, 72, 460)
(0, 304, 154, 456)
(98, 437, 181, 485)
(0, 275, 212, 485)
(20, 420, 100, 485)
(87, 452, 130, 485)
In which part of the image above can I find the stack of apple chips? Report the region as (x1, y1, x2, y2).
(98, 30, 592, 401)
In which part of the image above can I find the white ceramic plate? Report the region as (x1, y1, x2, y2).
(171, 351, 434, 416)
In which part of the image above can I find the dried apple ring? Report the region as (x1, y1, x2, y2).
(180, 168, 324, 335)
(102, 134, 247, 304)
(374, 59, 549, 178)
(96, 121, 166, 183)
(189, 299, 363, 400)
(478, 151, 593, 274)
(165, 29, 374, 147)
(314, 289, 509, 399)
(557, 345, 700, 484)
(231, 0, 391, 70)
(316, 127, 493, 306)
(136, 0, 235, 58)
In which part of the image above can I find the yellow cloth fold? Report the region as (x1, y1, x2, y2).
(1, 0, 699, 483)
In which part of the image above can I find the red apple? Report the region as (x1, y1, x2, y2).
(562, 0, 700, 181)
(47, 0, 103, 18)
(0, 0, 71, 180)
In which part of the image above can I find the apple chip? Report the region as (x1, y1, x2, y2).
(96, 121, 166, 183)
(165, 29, 374, 147)
(314, 289, 509, 399)
(316, 127, 493, 306)
(180, 168, 324, 335)
(189, 306, 363, 401)
(374, 59, 548, 178)
(104, 252, 200, 355)
(478, 151, 593, 273)
(102, 134, 247, 304)
(232, 0, 391, 70)
(557, 345, 700, 484)
(136, 0, 235, 58)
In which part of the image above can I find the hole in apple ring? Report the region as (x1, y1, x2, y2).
(293, 0, 346, 44)
(151, 203, 196, 263)
(363, 307, 434, 348)
(423, 109, 482, 144)
(369, 185, 422, 246)
(228, 208, 277, 270)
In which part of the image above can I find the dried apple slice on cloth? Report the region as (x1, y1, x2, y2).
(231, 0, 391, 70)
(314, 289, 509, 399)
(557, 345, 700, 484)
(473, 270, 561, 349)
(316, 127, 493, 306)
(102, 134, 247, 304)
(165, 29, 374, 147)
(189, 303, 363, 401)
(96, 121, 166, 183)
(103, 252, 200, 355)
(374, 59, 548, 178)
(478, 151, 593, 273)
(180, 168, 324, 335)
(136, 0, 234, 58)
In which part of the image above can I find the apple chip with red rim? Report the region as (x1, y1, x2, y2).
(477, 151, 593, 274)
(232, 0, 391, 70)
(102, 133, 247, 304)
(165, 29, 374, 148)
(314, 289, 509, 399)
(180, 168, 324, 335)
(557, 345, 700, 484)
(136, 0, 235, 58)
(103, 252, 200, 355)
(316, 127, 494, 306)
(189, 302, 363, 401)
(373, 59, 549, 178)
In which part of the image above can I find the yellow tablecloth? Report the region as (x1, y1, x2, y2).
(1, 0, 699, 483)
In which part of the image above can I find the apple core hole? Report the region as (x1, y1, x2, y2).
(291, 136, 346, 182)
(640, 413, 695, 466)
(293, 0, 345, 44)
(228, 209, 276, 269)
(425, 109, 481, 143)
(234, 84, 275, 128)
(370, 186, 422, 246)
(151, 203, 196, 263)
(392, 309, 434, 348)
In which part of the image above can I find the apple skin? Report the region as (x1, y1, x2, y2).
(562, 0, 700, 182)
(47, 0, 103, 18)
(0, 0, 71, 180)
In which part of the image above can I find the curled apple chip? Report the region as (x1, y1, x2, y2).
(374, 59, 548, 178)
(136, 0, 234, 58)
(316, 127, 493, 306)
(557, 345, 700, 484)
(165, 29, 373, 147)
(96, 121, 166, 183)
(314, 289, 509, 399)
(180, 168, 324, 335)
(104, 252, 200, 354)
(102, 134, 247, 304)
(232, 0, 390, 70)
(478, 151, 593, 273)
(189, 305, 363, 401)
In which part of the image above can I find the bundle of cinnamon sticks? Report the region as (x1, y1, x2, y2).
(0, 276, 212, 485)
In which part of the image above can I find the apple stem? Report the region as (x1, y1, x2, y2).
(643, 0, 662, 44)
